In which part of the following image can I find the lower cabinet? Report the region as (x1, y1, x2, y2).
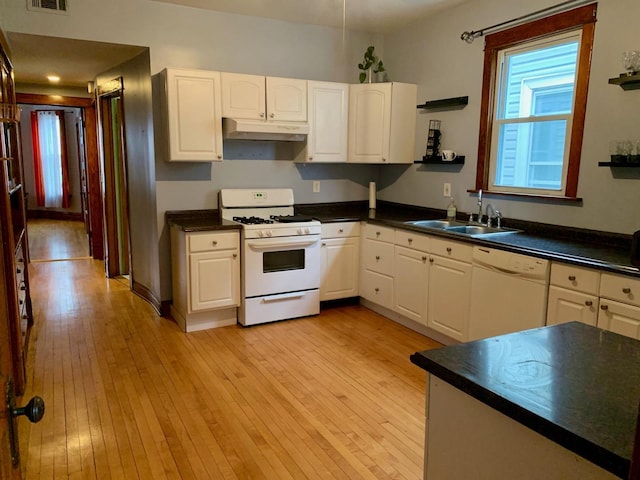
(547, 286, 598, 327)
(427, 255, 472, 342)
(171, 228, 240, 332)
(393, 245, 429, 325)
(360, 224, 395, 310)
(320, 222, 360, 301)
(597, 273, 640, 339)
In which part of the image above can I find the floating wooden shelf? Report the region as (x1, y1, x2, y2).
(415, 155, 465, 165)
(417, 96, 469, 110)
(598, 161, 640, 167)
(608, 72, 640, 91)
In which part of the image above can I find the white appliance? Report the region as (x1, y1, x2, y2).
(468, 246, 550, 341)
(220, 188, 321, 326)
(222, 118, 309, 141)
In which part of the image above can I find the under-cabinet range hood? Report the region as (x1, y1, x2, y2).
(222, 118, 309, 141)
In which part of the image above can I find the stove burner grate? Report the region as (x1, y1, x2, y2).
(233, 216, 274, 225)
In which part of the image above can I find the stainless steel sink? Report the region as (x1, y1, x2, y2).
(404, 219, 465, 229)
(444, 225, 521, 236)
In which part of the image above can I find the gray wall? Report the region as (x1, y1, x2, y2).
(4, 0, 639, 304)
(381, 0, 640, 234)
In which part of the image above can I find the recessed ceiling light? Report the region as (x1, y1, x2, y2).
(47, 75, 61, 83)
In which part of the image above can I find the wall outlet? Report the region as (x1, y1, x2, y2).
(313, 181, 320, 193)
(443, 183, 451, 197)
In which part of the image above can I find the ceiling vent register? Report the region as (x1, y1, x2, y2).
(27, 0, 68, 14)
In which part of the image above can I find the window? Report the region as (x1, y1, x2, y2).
(476, 4, 597, 199)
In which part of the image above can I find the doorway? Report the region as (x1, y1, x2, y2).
(98, 79, 131, 280)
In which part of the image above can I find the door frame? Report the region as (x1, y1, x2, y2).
(15, 93, 104, 260)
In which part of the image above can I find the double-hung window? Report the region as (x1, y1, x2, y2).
(476, 4, 597, 199)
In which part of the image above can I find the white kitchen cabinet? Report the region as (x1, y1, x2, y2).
(360, 224, 395, 310)
(393, 230, 431, 325)
(295, 81, 348, 163)
(320, 222, 360, 301)
(427, 239, 472, 342)
(546, 263, 600, 327)
(597, 273, 640, 340)
(221, 72, 307, 121)
(170, 228, 240, 332)
(164, 68, 223, 162)
(347, 82, 417, 164)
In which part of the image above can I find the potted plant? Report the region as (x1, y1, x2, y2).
(358, 46, 385, 83)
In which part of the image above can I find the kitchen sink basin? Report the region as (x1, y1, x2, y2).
(444, 225, 521, 237)
(404, 219, 465, 229)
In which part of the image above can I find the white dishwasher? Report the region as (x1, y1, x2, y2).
(468, 246, 550, 341)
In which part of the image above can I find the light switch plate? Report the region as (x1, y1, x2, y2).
(313, 181, 320, 193)
(443, 183, 451, 197)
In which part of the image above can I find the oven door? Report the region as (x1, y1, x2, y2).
(243, 234, 321, 298)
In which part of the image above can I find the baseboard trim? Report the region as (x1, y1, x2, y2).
(131, 280, 162, 316)
(28, 210, 83, 221)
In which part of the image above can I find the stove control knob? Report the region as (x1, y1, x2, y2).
(266, 230, 273, 237)
(257, 230, 264, 238)
(304, 227, 310, 234)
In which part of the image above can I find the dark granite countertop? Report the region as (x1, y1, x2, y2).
(166, 201, 639, 278)
(166, 209, 241, 232)
(410, 322, 640, 479)
(296, 201, 640, 278)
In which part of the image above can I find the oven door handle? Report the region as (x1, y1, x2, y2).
(246, 237, 319, 250)
(262, 292, 306, 302)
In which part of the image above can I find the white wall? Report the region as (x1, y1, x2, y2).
(382, 0, 640, 234)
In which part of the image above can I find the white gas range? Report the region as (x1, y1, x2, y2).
(220, 188, 321, 326)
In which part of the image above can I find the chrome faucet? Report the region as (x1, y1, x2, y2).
(476, 189, 483, 223)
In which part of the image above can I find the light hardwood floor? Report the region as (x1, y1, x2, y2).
(27, 219, 90, 262)
(19, 258, 441, 479)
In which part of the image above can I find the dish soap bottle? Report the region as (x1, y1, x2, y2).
(446, 197, 457, 222)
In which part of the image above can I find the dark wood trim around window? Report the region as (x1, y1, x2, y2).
(475, 3, 598, 198)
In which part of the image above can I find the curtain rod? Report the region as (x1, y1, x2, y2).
(460, 0, 594, 43)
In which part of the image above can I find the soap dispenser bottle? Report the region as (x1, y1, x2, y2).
(446, 197, 457, 222)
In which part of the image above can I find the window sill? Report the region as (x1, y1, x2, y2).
(466, 189, 583, 203)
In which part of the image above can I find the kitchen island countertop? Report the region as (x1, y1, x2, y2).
(410, 322, 640, 478)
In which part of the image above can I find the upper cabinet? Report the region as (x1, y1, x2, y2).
(348, 82, 417, 164)
(164, 68, 223, 162)
(221, 73, 307, 122)
(295, 81, 348, 163)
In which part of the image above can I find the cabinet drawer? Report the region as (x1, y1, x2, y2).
(362, 239, 394, 275)
(395, 229, 430, 253)
(430, 237, 472, 263)
(363, 223, 395, 242)
(188, 231, 239, 253)
(550, 263, 600, 295)
(600, 273, 640, 307)
(321, 222, 360, 238)
(361, 270, 394, 309)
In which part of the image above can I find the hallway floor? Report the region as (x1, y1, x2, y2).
(27, 218, 90, 262)
(19, 257, 441, 479)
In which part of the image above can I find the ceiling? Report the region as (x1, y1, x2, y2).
(6, 0, 464, 89)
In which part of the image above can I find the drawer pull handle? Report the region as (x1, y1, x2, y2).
(339, 229, 344, 233)
(408, 238, 413, 244)
(322, 242, 326, 247)
(375, 255, 380, 260)
(233, 253, 237, 258)
(375, 288, 379, 292)
(600, 304, 609, 311)
(20, 285, 26, 291)
(623, 287, 632, 294)
(429, 258, 434, 264)
(568, 275, 576, 281)
(584, 300, 593, 307)
(446, 247, 452, 253)
(16, 268, 21, 274)
(376, 232, 381, 236)
(422, 256, 427, 262)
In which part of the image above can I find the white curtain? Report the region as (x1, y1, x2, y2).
(36, 111, 64, 208)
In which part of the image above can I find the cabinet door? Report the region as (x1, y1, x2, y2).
(362, 238, 394, 275)
(305, 81, 348, 162)
(189, 250, 239, 312)
(428, 255, 472, 342)
(320, 237, 359, 301)
(348, 83, 391, 163)
(394, 246, 429, 325)
(221, 72, 266, 120)
(166, 69, 223, 161)
(597, 299, 640, 340)
(546, 286, 597, 326)
(360, 270, 394, 310)
(266, 77, 307, 122)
